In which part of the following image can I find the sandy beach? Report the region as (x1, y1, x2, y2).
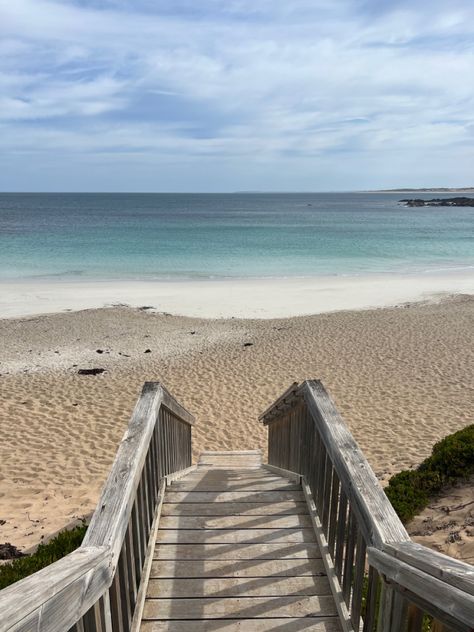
(0, 295, 473, 561)
(1, 272, 474, 319)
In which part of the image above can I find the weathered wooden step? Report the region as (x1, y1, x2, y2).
(154, 543, 321, 560)
(140, 462, 339, 631)
(197, 450, 263, 470)
(149, 558, 326, 578)
(142, 595, 338, 619)
(180, 477, 286, 485)
(178, 478, 293, 487)
(169, 481, 300, 492)
(156, 528, 315, 544)
(161, 501, 308, 516)
(141, 618, 342, 631)
(146, 576, 332, 598)
(182, 472, 286, 480)
(199, 450, 263, 456)
(195, 466, 263, 470)
(164, 491, 305, 503)
(159, 515, 312, 530)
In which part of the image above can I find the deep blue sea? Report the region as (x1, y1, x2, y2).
(0, 192, 472, 280)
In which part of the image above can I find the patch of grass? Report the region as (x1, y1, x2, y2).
(385, 424, 474, 523)
(0, 522, 88, 591)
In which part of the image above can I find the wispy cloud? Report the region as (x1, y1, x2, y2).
(0, 0, 473, 190)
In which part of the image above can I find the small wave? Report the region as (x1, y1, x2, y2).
(420, 265, 474, 274)
(27, 269, 86, 279)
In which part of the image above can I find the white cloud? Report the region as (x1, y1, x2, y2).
(0, 0, 473, 189)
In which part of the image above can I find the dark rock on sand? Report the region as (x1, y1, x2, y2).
(0, 543, 25, 560)
(77, 368, 105, 375)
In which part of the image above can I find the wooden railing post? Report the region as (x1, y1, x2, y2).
(261, 380, 474, 632)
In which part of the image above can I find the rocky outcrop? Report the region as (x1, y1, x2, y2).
(400, 197, 474, 207)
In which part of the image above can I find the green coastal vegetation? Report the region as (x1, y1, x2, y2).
(385, 424, 474, 523)
(0, 522, 87, 591)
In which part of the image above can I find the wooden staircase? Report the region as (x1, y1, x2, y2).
(140, 451, 341, 631)
(1, 382, 472, 632)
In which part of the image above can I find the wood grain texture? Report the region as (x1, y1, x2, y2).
(197, 450, 262, 469)
(83, 382, 163, 557)
(164, 466, 197, 485)
(259, 381, 301, 423)
(149, 559, 327, 578)
(146, 576, 332, 598)
(383, 541, 474, 596)
(161, 501, 309, 516)
(169, 481, 300, 491)
(164, 491, 305, 503)
(140, 618, 342, 631)
(156, 527, 315, 544)
(186, 470, 283, 478)
(0, 382, 195, 632)
(262, 382, 474, 632)
(303, 380, 409, 548)
(153, 542, 322, 560)
(142, 463, 341, 628)
(159, 514, 313, 529)
(142, 595, 338, 619)
(0, 547, 111, 632)
(368, 547, 474, 631)
(262, 463, 302, 482)
(160, 386, 195, 426)
(130, 482, 166, 632)
(301, 479, 354, 632)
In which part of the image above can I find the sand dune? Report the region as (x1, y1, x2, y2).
(0, 295, 472, 559)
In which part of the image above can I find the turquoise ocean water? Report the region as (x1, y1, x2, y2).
(0, 193, 472, 281)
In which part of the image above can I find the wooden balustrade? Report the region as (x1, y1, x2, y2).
(261, 380, 474, 632)
(0, 382, 194, 632)
(2, 379, 472, 632)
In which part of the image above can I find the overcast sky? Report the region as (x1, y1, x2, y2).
(1, 0, 473, 192)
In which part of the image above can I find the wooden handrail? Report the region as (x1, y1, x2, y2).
(383, 540, 474, 596)
(83, 382, 163, 558)
(160, 384, 195, 426)
(368, 547, 474, 631)
(263, 379, 409, 548)
(259, 381, 300, 422)
(0, 382, 195, 632)
(263, 380, 474, 632)
(303, 379, 409, 548)
(0, 547, 111, 632)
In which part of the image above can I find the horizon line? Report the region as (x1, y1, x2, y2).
(0, 187, 473, 195)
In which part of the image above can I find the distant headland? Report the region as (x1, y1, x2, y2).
(375, 187, 474, 193)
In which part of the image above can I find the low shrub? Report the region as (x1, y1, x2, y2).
(0, 522, 88, 591)
(385, 424, 474, 523)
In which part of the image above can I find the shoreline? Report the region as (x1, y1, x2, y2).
(1, 271, 473, 319)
